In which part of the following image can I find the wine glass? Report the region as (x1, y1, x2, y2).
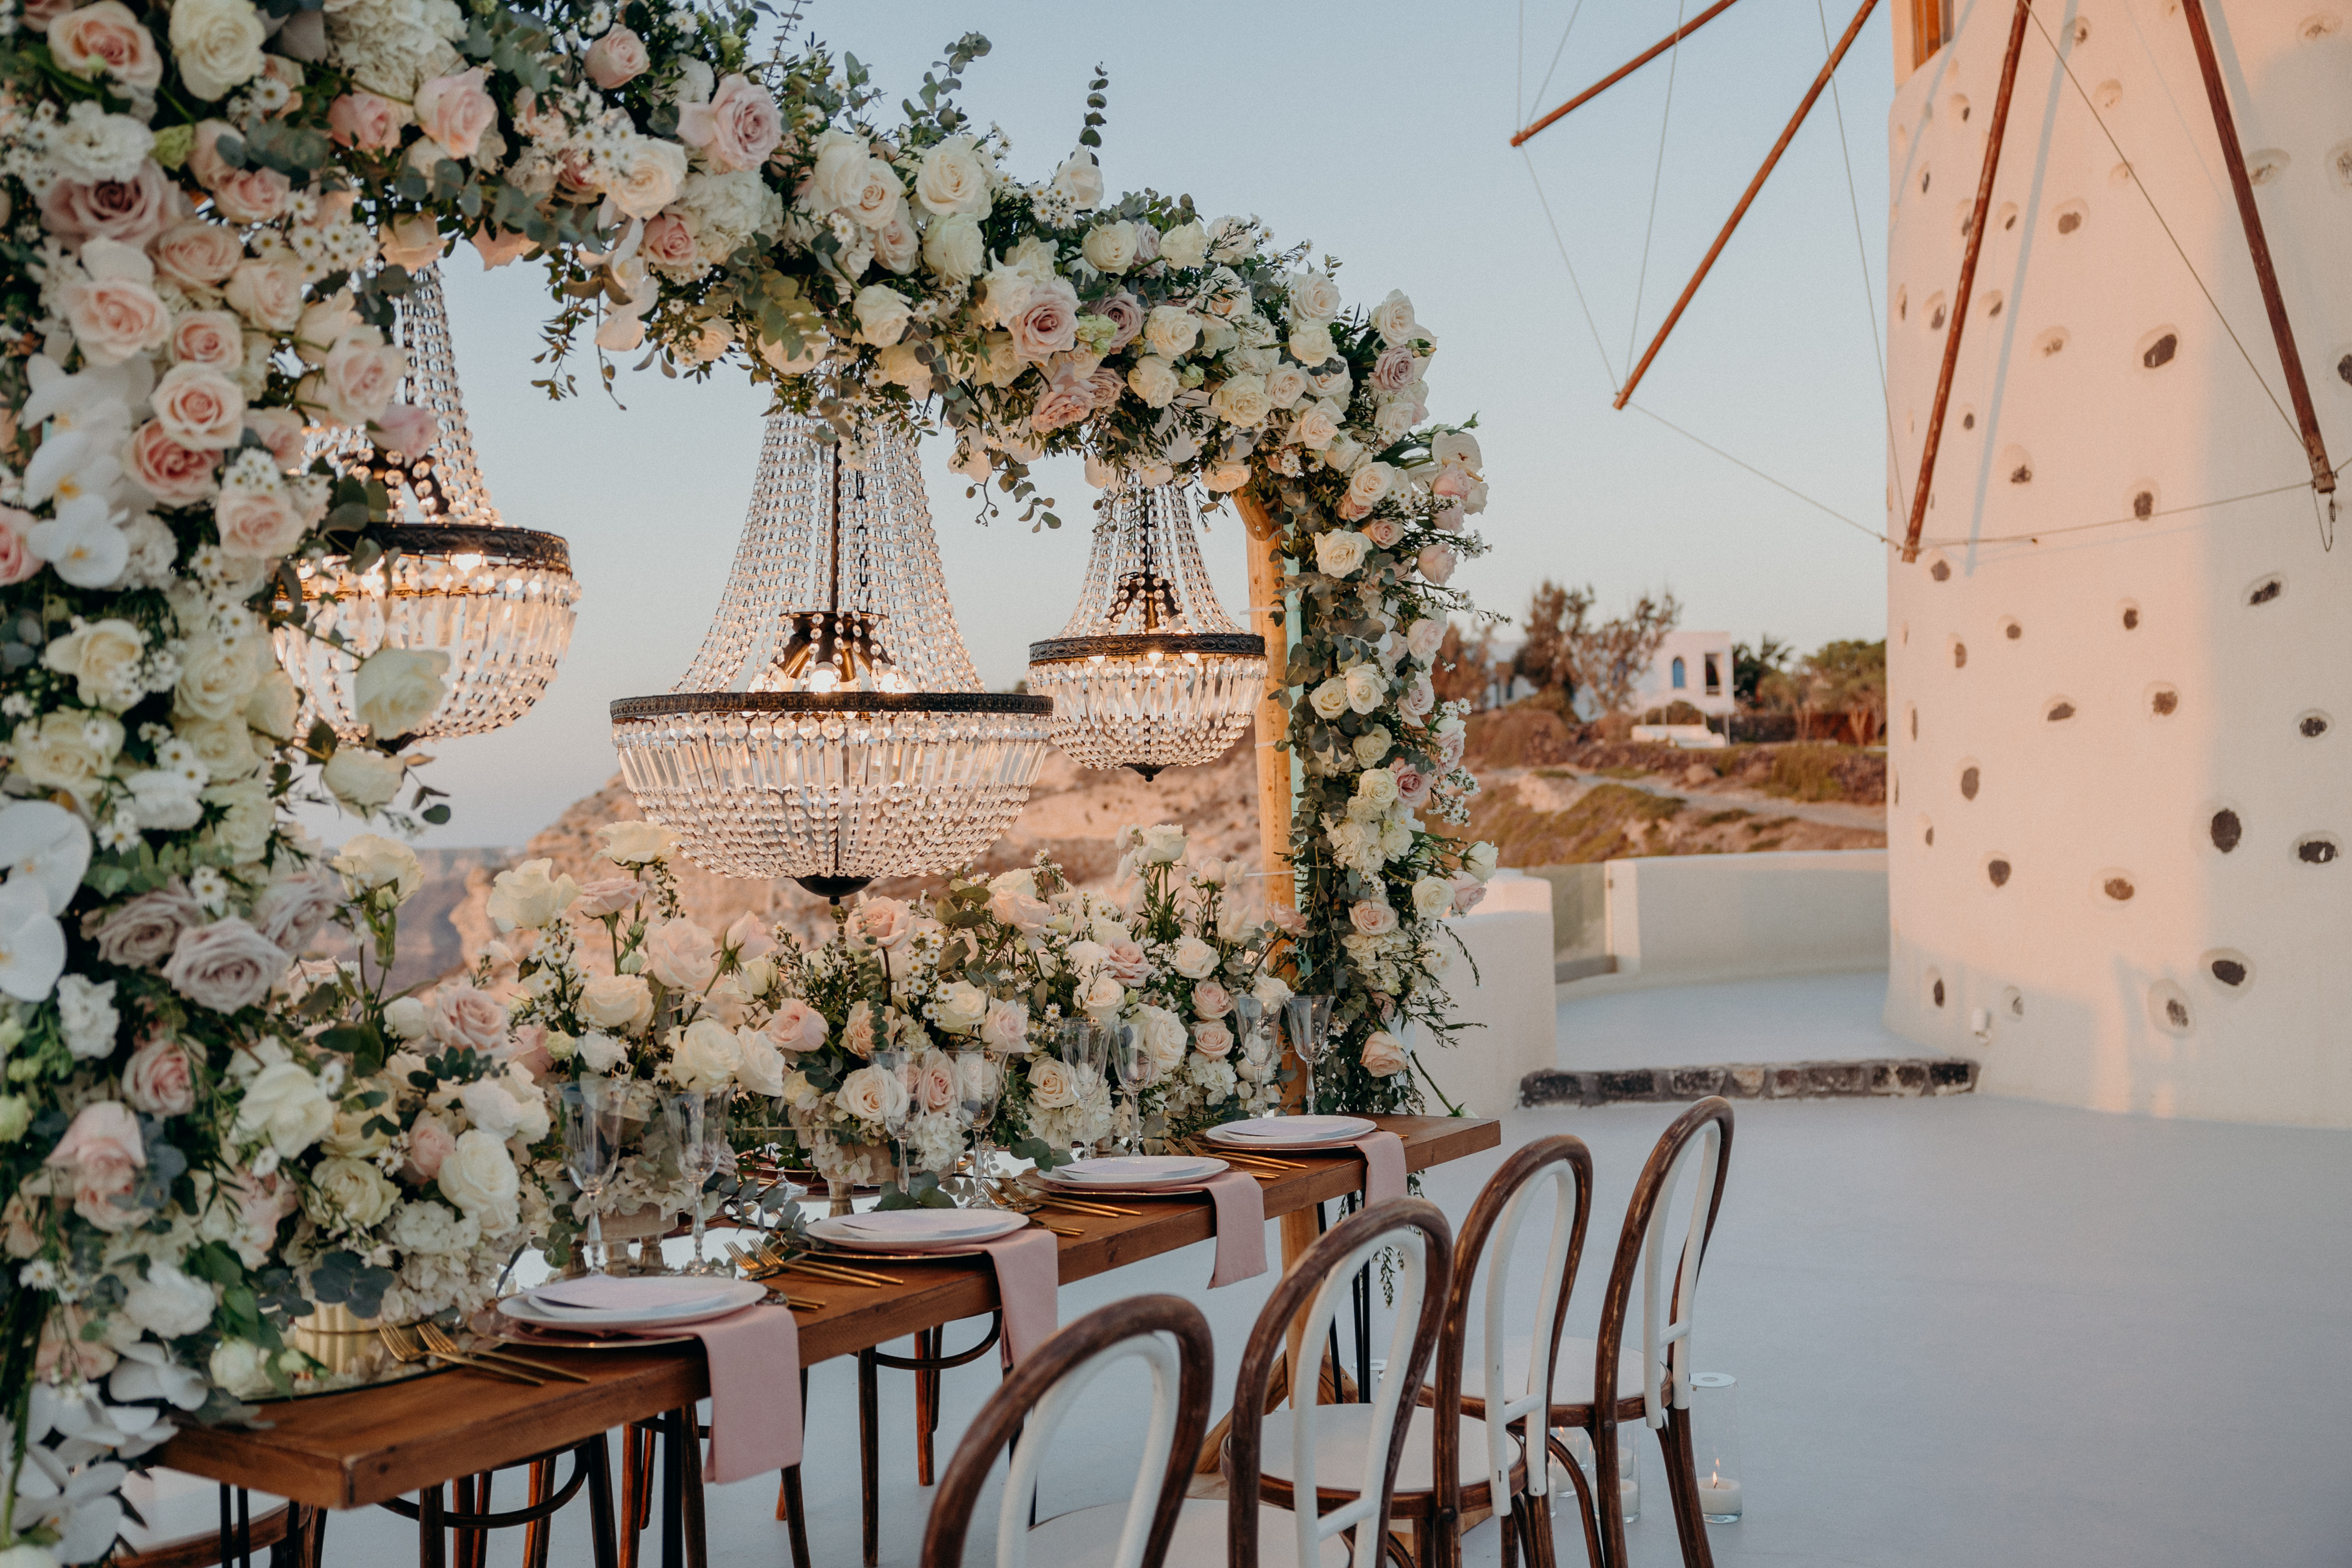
(1058, 1019, 1104, 1159)
(871, 1045, 914, 1194)
(664, 1090, 732, 1275)
(1232, 993, 1274, 1110)
(1284, 995, 1335, 1116)
(1109, 1025, 1155, 1154)
(954, 1049, 1002, 1207)
(560, 1078, 626, 1273)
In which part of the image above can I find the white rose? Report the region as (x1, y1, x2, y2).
(669, 1018, 742, 1090)
(333, 832, 423, 901)
(1210, 373, 1270, 428)
(1286, 271, 1344, 323)
(1466, 842, 1500, 881)
(1051, 150, 1103, 209)
(1136, 824, 1188, 865)
(1169, 937, 1218, 981)
(608, 136, 687, 219)
(1432, 431, 1482, 469)
(436, 1129, 520, 1232)
(458, 1076, 547, 1141)
(580, 974, 653, 1032)
(1158, 220, 1208, 268)
(1345, 664, 1388, 715)
(1346, 462, 1398, 514)
(307, 1154, 398, 1230)
(169, 0, 265, 99)
(1361, 1030, 1408, 1078)
(487, 858, 579, 931)
(981, 999, 1029, 1053)
(125, 1261, 217, 1339)
(321, 747, 402, 811)
(1027, 1056, 1077, 1110)
(1143, 306, 1199, 359)
(1370, 290, 1419, 345)
(385, 996, 430, 1038)
(351, 647, 449, 739)
(234, 1061, 334, 1156)
(599, 820, 676, 865)
(1315, 531, 1370, 577)
(1288, 320, 1337, 366)
(734, 1027, 786, 1096)
(1081, 221, 1136, 274)
(922, 212, 984, 281)
(1132, 1005, 1187, 1069)
(1083, 972, 1127, 1011)
(933, 979, 988, 1036)
(1407, 618, 1446, 660)
(914, 135, 991, 216)
(577, 1031, 628, 1072)
(1412, 876, 1455, 918)
(1126, 356, 1180, 409)
(837, 1063, 909, 1125)
(1253, 974, 1293, 1010)
(852, 284, 913, 346)
(1309, 678, 1350, 720)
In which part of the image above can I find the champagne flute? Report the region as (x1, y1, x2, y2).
(871, 1045, 913, 1194)
(560, 1078, 624, 1274)
(1232, 993, 1273, 1111)
(954, 1049, 1002, 1206)
(664, 1090, 731, 1275)
(1109, 1024, 1155, 1154)
(1057, 1019, 1104, 1160)
(1284, 995, 1336, 1116)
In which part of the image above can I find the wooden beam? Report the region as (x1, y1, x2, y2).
(1613, 0, 1883, 411)
(2178, 0, 2336, 495)
(1901, 0, 2034, 562)
(1509, 0, 1748, 148)
(1236, 490, 1294, 915)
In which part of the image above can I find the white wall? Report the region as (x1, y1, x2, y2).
(1630, 630, 1737, 717)
(1881, 0, 2352, 1124)
(1600, 850, 1891, 987)
(1428, 872, 1557, 1117)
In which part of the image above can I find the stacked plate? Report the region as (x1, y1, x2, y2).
(806, 1210, 1031, 1252)
(499, 1275, 766, 1333)
(1040, 1155, 1228, 1192)
(1203, 1115, 1375, 1152)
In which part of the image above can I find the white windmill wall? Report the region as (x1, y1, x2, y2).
(1881, 0, 2352, 1123)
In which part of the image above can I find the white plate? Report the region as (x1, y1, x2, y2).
(1207, 1116, 1374, 1145)
(1045, 1156, 1228, 1189)
(807, 1212, 1029, 1252)
(499, 1277, 766, 1332)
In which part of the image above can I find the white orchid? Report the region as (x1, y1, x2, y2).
(0, 800, 94, 914)
(0, 879, 67, 1000)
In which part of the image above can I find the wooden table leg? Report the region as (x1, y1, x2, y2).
(858, 1349, 881, 1566)
(659, 1408, 686, 1568)
(914, 1326, 939, 1486)
(587, 1433, 621, 1568)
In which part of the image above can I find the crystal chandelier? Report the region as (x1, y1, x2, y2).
(610, 415, 1054, 898)
(276, 265, 580, 740)
(1026, 478, 1266, 779)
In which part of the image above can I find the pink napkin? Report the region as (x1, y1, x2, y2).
(680, 1306, 802, 1484)
(973, 1230, 1059, 1362)
(1187, 1171, 1267, 1287)
(1350, 1131, 1407, 1204)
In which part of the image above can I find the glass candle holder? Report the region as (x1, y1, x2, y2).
(1559, 1428, 1639, 1523)
(1690, 1371, 1744, 1522)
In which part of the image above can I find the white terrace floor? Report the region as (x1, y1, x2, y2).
(1553, 970, 1928, 1071)
(306, 1076, 2352, 1568)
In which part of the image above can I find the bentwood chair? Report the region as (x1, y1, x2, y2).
(919, 1295, 1215, 1568)
(1458, 1100, 1733, 1568)
(113, 1470, 309, 1568)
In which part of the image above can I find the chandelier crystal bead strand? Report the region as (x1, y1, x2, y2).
(277, 265, 581, 739)
(1027, 477, 1266, 780)
(610, 415, 1054, 898)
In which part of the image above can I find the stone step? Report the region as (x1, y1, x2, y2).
(1520, 1056, 1979, 1108)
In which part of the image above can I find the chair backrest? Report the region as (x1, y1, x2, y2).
(1427, 1134, 1593, 1543)
(920, 1294, 1214, 1568)
(1226, 1197, 1454, 1568)
(1591, 1098, 1735, 1430)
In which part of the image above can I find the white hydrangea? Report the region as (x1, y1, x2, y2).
(55, 975, 119, 1060)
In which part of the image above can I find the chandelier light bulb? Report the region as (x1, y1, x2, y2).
(276, 265, 580, 741)
(611, 415, 1053, 899)
(1027, 476, 1266, 780)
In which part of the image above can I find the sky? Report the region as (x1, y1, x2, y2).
(374, 0, 1906, 850)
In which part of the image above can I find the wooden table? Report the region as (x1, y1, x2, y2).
(163, 1116, 1500, 1518)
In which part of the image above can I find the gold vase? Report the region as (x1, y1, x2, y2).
(292, 1302, 390, 1376)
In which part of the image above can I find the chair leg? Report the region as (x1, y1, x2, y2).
(776, 1465, 812, 1568)
(418, 1484, 446, 1568)
(1547, 1433, 1604, 1568)
(1591, 1422, 1631, 1568)
(913, 1327, 940, 1487)
(858, 1349, 881, 1567)
(587, 1433, 621, 1568)
(1498, 1502, 1519, 1568)
(680, 1409, 708, 1568)
(521, 1458, 551, 1568)
(1656, 1409, 1718, 1568)
(617, 1426, 647, 1568)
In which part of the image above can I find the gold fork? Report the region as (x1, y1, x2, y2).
(380, 1323, 542, 1385)
(417, 1322, 590, 1384)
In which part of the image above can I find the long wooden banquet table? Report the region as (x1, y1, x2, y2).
(161, 1115, 1499, 1561)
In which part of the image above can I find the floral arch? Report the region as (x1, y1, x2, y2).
(0, 5, 1495, 1555)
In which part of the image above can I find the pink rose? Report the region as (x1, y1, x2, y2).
(505, 1024, 554, 1077)
(250, 869, 340, 952)
(20, 0, 76, 25)
(60, 266, 169, 366)
(678, 73, 782, 172)
(225, 258, 305, 330)
(1434, 505, 1465, 533)
(986, 888, 1051, 933)
(49, 1, 160, 86)
(327, 90, 409, 151)
(1392, 763, 1432, 810)
(87, 882, 205, 968)
(243, 407, 308, 471)
(583, 24, 647, 88)
(644, 917, 718, 991)
(214, 482, 306, 557)
(150, 219, 243, 288)
(1104, 940, 1152, 986)
(512, 87, 565, 141)
(37, 1321, 118, 1382)
(1432, 463, 1473, 503)
(1097, 292, 1143, 350)
(0, 507, 42, 586)
(122, 1034, 196, 1117)
(429, 984, 508, 1053)
(41, 163, 179, 247)
(854, 896, 915, 951)
(162, 916, 289, 1013)
(210, 165, 291, 225)
(1371, 345, 1420, 392)
(724, 910, 777, 961)
(917, 1060, 956, 1113)
(168, 308, 243, 369)
(764, 997, 831, 1054)
(415, 68, 494, 159)
(1416, 543, 1458, 585)
(1192, 1022, 1234, 1059)
(1364, 520, 1405, 550)
(1450, 874, 1486, 915)
(469, 225, 535, 269)
(402, 1114, 456, 1183)
(221, 1166, 297, 1263)
(572, 875, 641, 920)
(1027, 360, 1095, 434)
(311, 333, 406, 425)
(639, 212, 699, 274)
(1007, 279, 1080, 362)
(45, 1100, 145, 1232)
(1350, 900, 1399, 936)
(1087, 367, 1125, 411)
(374, 401, 438, 457)
(126, 417, 218, 507)
(152, 361, 245, 448)
(1191, 979, 1233, 1018)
